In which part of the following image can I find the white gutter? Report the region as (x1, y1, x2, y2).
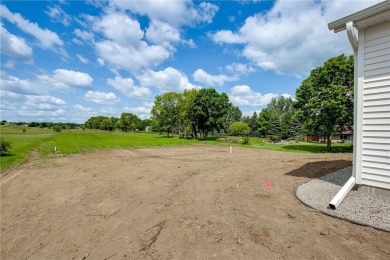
(328, 21, 358, 210)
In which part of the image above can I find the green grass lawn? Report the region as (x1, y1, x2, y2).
(0, 125, 352, 172)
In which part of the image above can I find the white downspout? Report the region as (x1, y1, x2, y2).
(329, 21, 358, 210)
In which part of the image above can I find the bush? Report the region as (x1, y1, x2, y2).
(53, 125, 62, 133)
(229, 122, 250, 136)
(242, 136, 250, 145)
(0, 139, 11, 154)
(270, 135, 281, 143)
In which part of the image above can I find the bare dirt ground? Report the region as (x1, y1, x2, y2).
(1, 145, 389, 260)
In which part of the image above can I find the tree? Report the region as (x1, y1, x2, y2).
(85, 116, 113, 131)
(192, 88, 231, 139)
(118, 112, 140, 132)
(295, 54, 354, 151)
(229, 122, 250, 136)
(223, 105, 242, 132)
(249, 112, 258, 133)
(151, 92, 181, 137)
(0, 139, 11, 154)
(257, 108, 272, 136)
(268, 114, 281, 142)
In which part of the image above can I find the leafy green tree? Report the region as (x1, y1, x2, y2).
(53, 125, 62, 133)
(295, 54, 354, 151)
(118, 112, 140, 132)
(229, 122, 250, 136)
(179, 89, 200, 138)
(0, 139, 11, 154)
(85, 116, 113, 131)
(151, 92, 181, 137)
(223, 105, 242, 132)
(192, 88, 231, 139)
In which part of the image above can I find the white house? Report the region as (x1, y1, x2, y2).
(328, 1, 390, 209)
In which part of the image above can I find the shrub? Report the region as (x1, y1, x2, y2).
(270, 135, 281, 143)
(229, 122, 250, 136)
(0, 139, 11, 154)
(242, 136, 250, 144)
(53, 125, 62, 133)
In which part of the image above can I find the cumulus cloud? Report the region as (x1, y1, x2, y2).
(91, 11, 171, 72)
(110, 0, 218, 27)
(0, 23, 32, 61)
(137, 67, 200, 92)
(193, 69, 238, 87)
(85, 90, 119, 104)
(229, 85, 277, 107)
(125, 102, 154, 119)
(210, 0, 381, 76)
(146, 19, 181, 49)
(45, 5, 71, 26)
(76, 54, 89, 64)
(225, 62, 255, 75)
(23, 95, 66, 111)
(74, 104, 93, 112)
(96, 40, 170, 72)
(0, 71, 41, 95)
(37, 69, 93, 91)
(1, 5, 63, 50)
(107, 76, 152, 98)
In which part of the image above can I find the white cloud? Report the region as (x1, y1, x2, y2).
(137, 67, 200, 92)
(1, 5, 63, 49)
(0, 71, 41, 95)
(107, 76, 152, 98)
(72, 28, 94, 45)
(85, 90, 119, 104)
(45, 5, 71, 26)
(96, 40, 170, 72)
(97, 58, 105, 66)
(146, 19, 180, 48)
(229, 85, 277, 107)
(74, 104, 93, 112)
(193, 69, 238, 87)
(91, 11, 172, 72)
(0, 23, 32, 61)
(52, 69, 93, 87)
(95, 11, 144, 46)
(210, 0, 382, 76)
(37, 69, 93, 91)
(111, 0, 218, 27)
(76, 54, 89, 64)
(124, 102, 153, 119)
(225, 63, 255, 75)
(23, 95, 66, 111)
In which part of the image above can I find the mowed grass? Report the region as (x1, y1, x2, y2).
(1, 125, 56, 170)
(0, 125, 352, 172)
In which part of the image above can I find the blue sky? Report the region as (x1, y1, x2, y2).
(0, 0, 382, 123)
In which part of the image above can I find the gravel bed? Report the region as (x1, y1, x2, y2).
(296, 166, 390, 232)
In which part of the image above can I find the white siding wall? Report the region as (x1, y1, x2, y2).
(361, 20, 390, 189)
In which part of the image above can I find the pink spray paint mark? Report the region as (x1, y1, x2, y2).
(266, 181, 272, 189)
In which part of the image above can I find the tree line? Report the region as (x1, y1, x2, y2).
(83, 54, 353, 151)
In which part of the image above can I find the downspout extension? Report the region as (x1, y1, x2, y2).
(329, 177, 356, 210)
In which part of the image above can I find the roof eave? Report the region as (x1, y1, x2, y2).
(328, 0, 390, 32)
